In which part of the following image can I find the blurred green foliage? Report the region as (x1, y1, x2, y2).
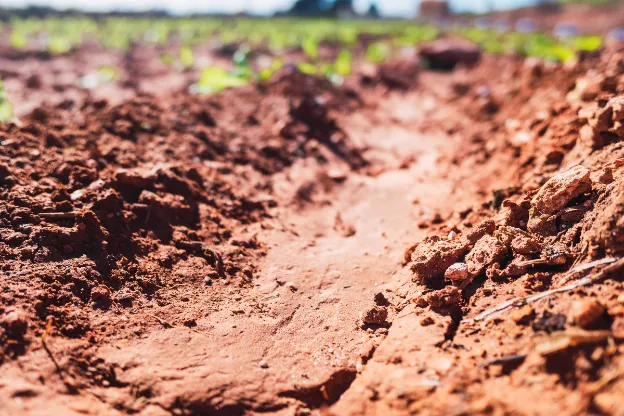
(0, 78, 14, 123)
(0, 16, 605, 94)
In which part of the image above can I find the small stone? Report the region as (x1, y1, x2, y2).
(259, 360, 269, 369)
(594, 390, 621, 415)
(569, 299, 605, 329)
(444, 262, 471, 288)
(362, 306, 388, 325)
(597, 167, 615, 185)
(609, 96, 624, 120)
(464, 220, 496, 244)
(527, 212, 558, 236)
(286, 282, 298, 292)
(611, 316, 624, 340)
(410, 236, 468, 283)
(531, 165, 592, 214)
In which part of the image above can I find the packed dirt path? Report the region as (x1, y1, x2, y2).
(0, 74, 484, 415)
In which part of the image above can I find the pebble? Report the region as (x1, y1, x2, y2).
(259, 360, 269, 369)
(569, 299, 605, 329)
(444, 262, 470, 287)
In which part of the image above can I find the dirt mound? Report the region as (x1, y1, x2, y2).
(0, 94, 277, 363)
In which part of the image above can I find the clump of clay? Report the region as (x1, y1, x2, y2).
(465, 235, 508, 276)
(410, 236, 467, 284)
(425, 286, 462, 308)
(495, 226, 542, 255)
(531, 166, 592, 214)
(362, 306, 388, 325)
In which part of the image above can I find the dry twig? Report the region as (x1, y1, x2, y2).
(464, 257, 623, 325)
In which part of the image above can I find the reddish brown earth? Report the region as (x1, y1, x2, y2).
(1, 39, 624, 416)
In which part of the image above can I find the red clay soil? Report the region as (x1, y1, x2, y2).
(1, 41, 624, 416)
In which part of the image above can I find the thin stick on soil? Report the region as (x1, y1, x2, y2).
(464, 257, 623, 325)
(148, 313, 175, 329)
(41, 317, 78, 394)
(39, 211, 78, 220)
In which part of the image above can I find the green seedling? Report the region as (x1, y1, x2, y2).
(0, 78, 14, 123)
(180, 46, 194, 69)
(365, 42, 391, 64)
(334, 50, 352, 76)
(9, 31, 27, 50)
(194, 66, 248, 95)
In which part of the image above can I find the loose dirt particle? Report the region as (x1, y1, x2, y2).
(420, 316, 435, 326)
(465, 235, 508, 277)
(374, 292, 390, 307)
(424, 286, 462, 308)
(0, 309, 29, 337)
(362, 306, 388, 325)
(410, 236, 467, 283)
(494, 226, 542, 255)
(532, 311, 567, 333)
(464, 219, 496, 245)
(569, 299, 605, 329)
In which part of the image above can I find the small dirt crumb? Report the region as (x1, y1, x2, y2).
(374, 292, 390, 306)
(597, 167, 614, 185)
(531, 165, 592, 214)
(569, 299, 605, 329)
(420, 316, 435, 326)
(91, 285, 112, 304)
(286, 282, 298, 292)
(611, 316, 624, 340)
(532, 311, 566, 333)
(527, 212, 558, 236)
(594, 390, 622, 416)
(425, 286, 462, 308)
(1, 309, 29, 337)
(465, 235, 508, 276)
(464, 219, 496, 244)
(495, 226, 542, 255)
(511, 305, 535, 325)
(362, 306, 388, 325)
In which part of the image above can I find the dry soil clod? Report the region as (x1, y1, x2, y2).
(531, 165, 592, 214)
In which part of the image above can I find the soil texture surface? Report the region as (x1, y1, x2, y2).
(1, 39, 624, 416)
